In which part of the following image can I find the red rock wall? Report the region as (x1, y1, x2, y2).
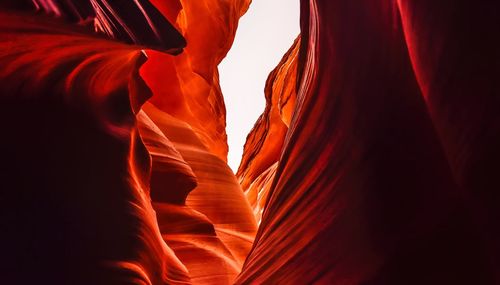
(0, 1, 256, 284)
(143, 0, 251, 161)
(2, 0, 498, 284)
(140, 1, 258, 283)
(0, 12, 190, 284)
(397, 1, 500, 280)
(237, 0, 499, 284)
(236, 36, 300, 223)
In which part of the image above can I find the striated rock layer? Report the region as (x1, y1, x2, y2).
(0, 11, 190, 284)
(142, 0, 251, 161)
(2, 0, 499, 284)
(237, 0, 499, 284)
(139, 102, 256, 284)
(0, 1, 256, 284)
(236, 36, 300, 223)
(138, 0, 258, 283)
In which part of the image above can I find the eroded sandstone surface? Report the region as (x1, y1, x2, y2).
(1, 1, 499, 284)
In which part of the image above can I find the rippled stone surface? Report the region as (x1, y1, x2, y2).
(140, 102, 256, 284)
(236, 37, 300, 223)
(0, 1, 255, 284)
(140, 1, 257, 283)
(2, 0, 499, 284)
(0, 11, 190, 284)
(237, 0, 499, 284)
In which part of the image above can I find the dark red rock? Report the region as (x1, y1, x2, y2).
(237, 0, 498, 283)
(0, 12, 190, 284)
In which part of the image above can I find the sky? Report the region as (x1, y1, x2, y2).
(219, 0, 301, 172)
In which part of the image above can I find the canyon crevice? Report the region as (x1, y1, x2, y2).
(0, 0, 499, 284)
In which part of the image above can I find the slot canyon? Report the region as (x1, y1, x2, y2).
(0, 0, 499, 284)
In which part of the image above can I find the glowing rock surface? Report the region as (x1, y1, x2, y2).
(0, 11, 190, 284)
(0, 1, 255, 284)
(236, 36, 300, 223)
(1, 0, 499, 284)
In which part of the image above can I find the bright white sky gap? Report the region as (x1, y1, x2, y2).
(219, 0, 300, 173)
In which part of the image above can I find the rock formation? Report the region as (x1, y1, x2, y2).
(1, 0, 499, 284)
(236, 0, 500, 284)
(0, 1, 255, 284)
(236, 36, 300, 223)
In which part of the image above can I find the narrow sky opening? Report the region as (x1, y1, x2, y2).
(219, 0, 300, 173)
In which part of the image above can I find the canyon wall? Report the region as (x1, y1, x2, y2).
(237, 0, 500, 284)
(0, 1, 255, 284)
(1, 0, 499, 284)
(236, 36, 300, 223)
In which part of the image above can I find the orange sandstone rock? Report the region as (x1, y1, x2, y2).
(236, 36, 300, 222)
(0, 12, 190, 284)
(0, 1, 257, 284)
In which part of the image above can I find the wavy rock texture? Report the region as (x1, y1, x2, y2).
(237, 0, 499, 284)
(142, 0, 251, 160)
(2, 0, 186, 51)
(139, 0, 258, 283)
(0, 1, 256, 284)
(236, 36, 300, 223)
(2, 0, 498, 284)
(139, 102, 256, 284)
(0, 11, 190, 284)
